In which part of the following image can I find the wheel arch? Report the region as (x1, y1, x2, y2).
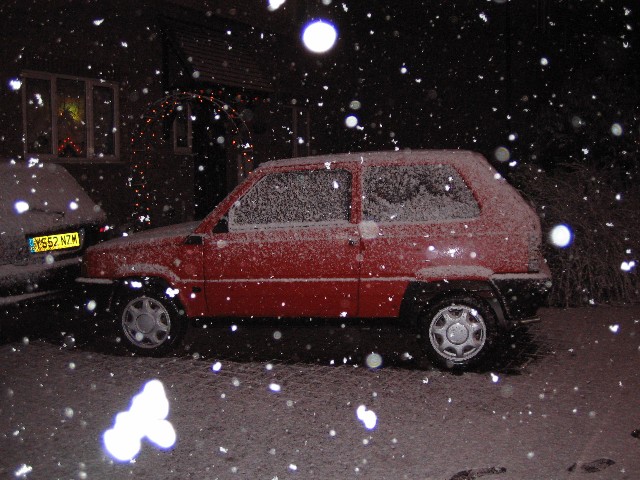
(399, 279, 507, 329)
(111, 276, 187, 317)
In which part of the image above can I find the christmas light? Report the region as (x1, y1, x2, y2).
(129, 91, 255, 227)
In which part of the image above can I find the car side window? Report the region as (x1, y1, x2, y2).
(363, 164, 480, 222)
(228, 169, 352, 230)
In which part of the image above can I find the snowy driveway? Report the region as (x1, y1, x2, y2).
(1, 307, 639, 479)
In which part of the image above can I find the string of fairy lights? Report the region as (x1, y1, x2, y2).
(129, 91, 253, 227)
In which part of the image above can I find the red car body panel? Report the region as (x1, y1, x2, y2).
(81, 150, 549, 322)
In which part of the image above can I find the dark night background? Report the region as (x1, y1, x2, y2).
(304, 1, 638, 176)
(0, 0, 639, 306)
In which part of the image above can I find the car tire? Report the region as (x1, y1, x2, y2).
(419, 295, 497, 370)
(116, 290, 187, 356)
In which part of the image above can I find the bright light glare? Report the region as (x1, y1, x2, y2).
(103, 379, 176, 462)
(356, 405, 377, 430)
(621, 260, 636, 272)
(267, 0, 286, 11)
(302, 20, 337, 53)
(611, 123, 623, 136)
(550, 224, 573, 248)
(365, 352, 382, 369)
(9, 79, 22, 91)
(494, 146, 510, 162)
(345, 115, 358, 128)
(14, 464, 33, 477)
(14, 201, 29, 214)
(145, 418, 177, 449)
(103, 420, 142, 461)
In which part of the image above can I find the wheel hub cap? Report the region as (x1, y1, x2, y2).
(447, 322, 469, 344)
(136, 313, 155, 333)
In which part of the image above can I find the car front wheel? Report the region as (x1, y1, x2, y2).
(117, 292, 186, 355)
(419, 295, 497, 370)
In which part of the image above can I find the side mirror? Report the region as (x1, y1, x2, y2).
(213, 216, 228, 233)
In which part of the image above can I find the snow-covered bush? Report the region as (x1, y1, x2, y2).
(511, 163, 639, 307)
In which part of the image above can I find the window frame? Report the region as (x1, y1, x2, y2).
(21, 70, 120, 163)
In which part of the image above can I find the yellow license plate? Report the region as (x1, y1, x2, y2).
(29, 232, 81, 253)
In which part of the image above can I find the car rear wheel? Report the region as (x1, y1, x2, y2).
(117, 292, 186, 355)
(419, 295, 497, 370)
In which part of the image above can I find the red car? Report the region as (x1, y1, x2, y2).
(78, 150, 551, 369)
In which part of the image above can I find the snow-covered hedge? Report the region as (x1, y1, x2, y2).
(511, 163, 639, 307)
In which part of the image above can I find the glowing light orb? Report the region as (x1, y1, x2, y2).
(494, 146, 510, 163)
(14, 201, 29, 214)
(267, 0, 286, 11)
(103, 379, 176, 462)
(611, 123, 623, 136)
(365, 352, 383, 369)
(345, 115, 358, 128)
(302, 20, 337, 53)
(550, 224, 573, 248)
(356, 405, 377, 430)
(9, 79, 22, 91)
(621, 260, 636, 272)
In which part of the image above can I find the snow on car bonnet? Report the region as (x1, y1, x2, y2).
(0, 162, 106, 237)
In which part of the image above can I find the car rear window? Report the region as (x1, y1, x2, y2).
(363, 164, 480, 222)
(229, 169, 352, 229)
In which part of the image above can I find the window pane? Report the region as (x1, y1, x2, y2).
(230, 169, 352, 227)
(25, 78, 53, 154)
(363, 164, 480, 222)
(57, 78, 86, 157)
(93, 85, 115, 156)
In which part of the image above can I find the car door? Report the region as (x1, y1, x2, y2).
(357, 163, 482, 317)
(202, 166, 361, 318)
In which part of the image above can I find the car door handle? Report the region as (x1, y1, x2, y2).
(348, 238, 358, 246)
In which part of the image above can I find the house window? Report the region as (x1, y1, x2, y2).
(172, 104, 192, 154)
(22, 71, 119, 161)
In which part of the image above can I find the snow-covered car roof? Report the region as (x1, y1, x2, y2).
(257, 149, 487, 170)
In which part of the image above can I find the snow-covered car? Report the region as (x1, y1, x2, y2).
(77, 150, 551, 369)
(1, 161, 107, 308)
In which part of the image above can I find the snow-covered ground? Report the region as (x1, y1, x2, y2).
(1, 306, 639, 479)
